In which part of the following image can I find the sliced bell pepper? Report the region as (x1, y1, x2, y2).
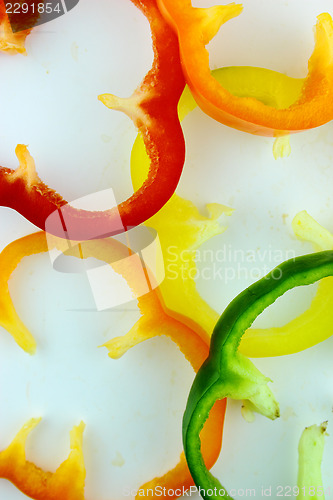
(131, 76, 231, 341)
(0, 0, 185, 239)
(129, 70, 333, 356)
(0, 420, 86, 500)
(183, 251, 333, 499)
(0, 0, 32, 54)
(0, 231, 225, 500)
(103, 289, 225, 500)
(157, 0, 333, 136)
(131, 132, 231, 343)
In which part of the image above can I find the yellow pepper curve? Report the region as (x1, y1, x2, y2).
(126, 67, 333, 358)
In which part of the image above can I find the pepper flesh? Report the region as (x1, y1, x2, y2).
(0, 0, 185, 239)
(240, 211, 333, 356)
(0, 231, 225, 500)
(157, 0, 333, 136)
(297, 422, 328, 500)
(0, 420, 86, 500)
(183, 251, 333, 499)
(129, 70, 333, 356)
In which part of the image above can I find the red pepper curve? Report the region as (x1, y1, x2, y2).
(0, 0, 185, 240)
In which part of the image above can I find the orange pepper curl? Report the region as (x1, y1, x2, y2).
(0, 231, 225, 500)
(157, 0, 333, 136)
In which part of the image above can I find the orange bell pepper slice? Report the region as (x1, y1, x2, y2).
(156, 0, 333, 136)
(0, 231, 225, 500)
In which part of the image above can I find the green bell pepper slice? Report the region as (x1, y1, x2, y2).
(183, 251, 333, 499)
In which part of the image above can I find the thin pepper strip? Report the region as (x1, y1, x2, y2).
(0, 231, 225, 500)
(183, 251, 333, 500)
(130, 73, 232, 342)
(103, 289, 225, 500)
(0, 0, 185, 239)
(157, 0, 333, 136)
(129, 71, 333, 356)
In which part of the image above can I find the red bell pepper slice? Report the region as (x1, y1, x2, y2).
(0, 0, 185, 239)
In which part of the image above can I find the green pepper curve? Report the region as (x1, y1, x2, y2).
(183, 251, 333, 500)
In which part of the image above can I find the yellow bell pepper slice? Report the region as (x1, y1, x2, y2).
(130, 69, 333, 357)
(0, 231, 225, 500)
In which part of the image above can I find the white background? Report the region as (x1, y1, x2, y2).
(0, 0, 333, 498)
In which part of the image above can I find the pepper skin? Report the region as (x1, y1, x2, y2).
(157, 0, 333, 136)
(0, 420, 86, 500)
(0, 0, 185, 239)
(183, 251, 333, 499)
(0, 231, 225, 500)
(240, 211, 333, 357)
(130, 70, 333, 357)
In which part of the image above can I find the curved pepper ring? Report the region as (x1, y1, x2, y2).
(183, 251, 333, 499)
(0, 231, 225, 500)
(157, 0, 333, 136)
(0, 0, 186, 239)
(130, 66, 333, 357)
